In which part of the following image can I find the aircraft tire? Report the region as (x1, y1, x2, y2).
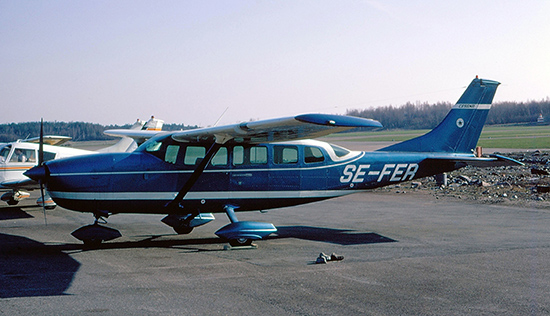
(229, 238, 253, 247)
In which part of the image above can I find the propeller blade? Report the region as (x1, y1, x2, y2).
(39, 118, 47, 225)
(39, 118, 44, 166)
(39, 179, 47, 225)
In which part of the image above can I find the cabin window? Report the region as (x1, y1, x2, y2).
(304, 146, 324, 163)
(329, 144, 351, 157)
(233, 146, 244, 165)
(211, 147, 228, 166)
(165, 145, 179, 164)
(43, 151, 56, 162)
(250, 146, 267, 164)
(233, 145, 267, 165)
(10, 148, 35, 163)
(274, 146, 298, 164)
(184, 146, 206, 165)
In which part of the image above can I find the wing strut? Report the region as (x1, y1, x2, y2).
(165, 141, 223, 211)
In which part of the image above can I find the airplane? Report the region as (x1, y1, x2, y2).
(25, 77, 523, 247)
(1, 116, 164, 207)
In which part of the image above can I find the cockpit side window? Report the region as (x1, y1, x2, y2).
(304, 146, 324, 163)
(10, 148, 35, 163)
(165, 145, 179, 164)
(0, 145, 11, 163)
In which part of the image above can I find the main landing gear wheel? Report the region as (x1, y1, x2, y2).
(229, 238, 253, 247)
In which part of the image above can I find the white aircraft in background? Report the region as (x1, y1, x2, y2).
(0, 116, 164, 207)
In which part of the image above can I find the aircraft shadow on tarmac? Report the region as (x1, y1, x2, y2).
(0, 233, 80, 299)
(272, 226, 397, 245)
(0, 226, 395, 298)
(0, 206, 35, 221)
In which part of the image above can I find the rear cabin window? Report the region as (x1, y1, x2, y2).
(273, 146, 298, 164)
(233, 146, 267, 165)
(304, 146, 324, 163)
(329, 144, 351, 157)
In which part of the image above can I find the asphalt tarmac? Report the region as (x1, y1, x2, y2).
(1, 191, 549, 315)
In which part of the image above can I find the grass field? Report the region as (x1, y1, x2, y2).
(330, 124, 550, 149)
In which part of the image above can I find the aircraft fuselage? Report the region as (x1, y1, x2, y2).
(43, 137, 461, 216)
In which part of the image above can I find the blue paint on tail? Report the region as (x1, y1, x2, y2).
(378, 77, 500, 153)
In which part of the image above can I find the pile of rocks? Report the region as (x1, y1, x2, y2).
(375, 151, 550, 208)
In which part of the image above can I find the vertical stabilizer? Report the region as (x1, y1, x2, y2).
(378, 77, 500, 153)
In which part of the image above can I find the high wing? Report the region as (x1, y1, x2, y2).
(171, 114, 382, 144)
(103, 129, 162, 145)
(26, 135, 72, 146)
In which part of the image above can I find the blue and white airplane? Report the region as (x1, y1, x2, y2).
(25, 77, 522, 246)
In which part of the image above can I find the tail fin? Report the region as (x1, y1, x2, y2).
(378, 77, 500, 153)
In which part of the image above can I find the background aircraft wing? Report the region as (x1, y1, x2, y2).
(103, 129, 163, 139)
(0, 178, 38, 190)
(171, 114, 382, 144)
(26, 135, 72, 146)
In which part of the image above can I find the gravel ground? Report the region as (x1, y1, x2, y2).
(374, 151, 550, 209)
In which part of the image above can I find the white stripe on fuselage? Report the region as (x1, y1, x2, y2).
(48, 190, 357, 201)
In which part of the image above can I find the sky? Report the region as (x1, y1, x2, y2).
(1, 0, 549, 127)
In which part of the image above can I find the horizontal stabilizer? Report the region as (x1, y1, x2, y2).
(425, 154, 524, 168)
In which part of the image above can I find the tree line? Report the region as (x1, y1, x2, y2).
(346, 99, 550, 130)
(0, 121, 198, 142)
(1, 99, 549, 142)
